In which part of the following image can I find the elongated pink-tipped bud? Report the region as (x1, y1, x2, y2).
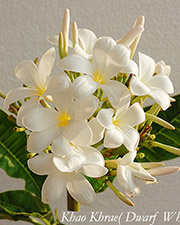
(62, 8, 70, 56)
(72, 21, 79, 48)
(117, 25, 144, 46)
(147, 166, 180, 176)
(141, 162, 164, 169)
(130, 15, 145, 58)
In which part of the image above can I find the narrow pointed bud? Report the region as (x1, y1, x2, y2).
(62, 8, 70, 56)
(141, 162, 164, 169)
(146, 112, 175, 130)
(106, 181, 134, 206)
(151, 141, 180, 156)
(72, 21, 79, 48)
(58, 32, 65, 59)
(0, 90, 6, 99)
(130, 15, 145, 58)
(147, 166, 180, 176)
(170, 97, 176, 102)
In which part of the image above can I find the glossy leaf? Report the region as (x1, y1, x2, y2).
(0, 190, 52, 224)
(0, 109, 46, 197)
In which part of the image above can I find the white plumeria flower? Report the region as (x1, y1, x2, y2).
(4, 48, 70, 126)
(94, 98, 145, 150)
(130, 53, 174, 110)
(23, 90, 99, 153)
(117, 151, 157, 198)
(28, 149, 108, 205)
(155, 60, 171, 76)
(58, 37, 136, 108)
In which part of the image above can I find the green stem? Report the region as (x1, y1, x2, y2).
(67, 192, 80, 211)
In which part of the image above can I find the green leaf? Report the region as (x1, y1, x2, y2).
(0, 109, 46, 197)
(0, 190, 52, 224)
(138, 94, 180, 162)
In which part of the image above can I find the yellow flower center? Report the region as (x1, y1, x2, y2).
(36, 85, 46, 97)
(58, 112, 71, 127)
(93, 71, 105, 84)
(113, 118, 121, 127)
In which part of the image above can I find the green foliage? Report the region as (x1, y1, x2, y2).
(0, 190, 53, 224)
(138, 94, 180, 162)
(0, 109, 46, 198)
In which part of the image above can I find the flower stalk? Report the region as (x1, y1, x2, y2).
(67, 192, 80, 211)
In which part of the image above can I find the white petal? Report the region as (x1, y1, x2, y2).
(78, 28, 97, 54)
(88, 118, 104, 145)
(15, 60, 41, 88)
(145, 75, 174, 94)
(45, 72, 71, 96)
(147, 166, 180, 176)
(28, 153, 55, 175)
(125, 168, 140, 197)
(52, 90, 72, 112)
(139, 52, 155, 80)
(47, 35, 58, 45)
(70, 95, 99, 120)
(97, 108, 114, 129)
(67, 171, 95, 205)
(73, 44, 90, 58)
(58, 54, 93, 74)
(4, 88, 38, 108)
(16, 97, 39, 127)
(53, 156, 73, 173)
(120, 59, 139, 75)
(120, 102, 145, 127)
(130, 76, 150, 96)
(104, 127, 124, 148)
(148, 87, 170, 110)
(71, 75, 98, 99)
(27, 126, 60, 153)
(79, 164, 108, 178)
(118, 151, 136, 166)
(121, 126, 140, 151)
(65, 148, 86, 170)
(155, 60, 171, 76)
(131, 164, 156, 182)
(81, 146, 105, 166)
(62, 120, 92, 146)
(117, 164, 128, 190)
(101, 80, 130, 108)
(93, 37, 116, 67)
(22, 108, 58, 132)
(51, 134, 72, 157)
(117, 164, 140, 197)
(93, 37, 131, 79)
(42, 171, 67, 203)
(38, 48, 56, 84)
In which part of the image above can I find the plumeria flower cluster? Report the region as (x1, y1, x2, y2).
(4, 9, 180, 207)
